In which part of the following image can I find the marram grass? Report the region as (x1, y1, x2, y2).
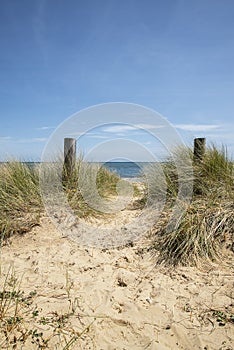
(145, 145, 234, 266)
(0, 161, 42, 240)
(151, 198, 234, 266)
(0, 159, 120, 240)
(1, 145, 233, 266)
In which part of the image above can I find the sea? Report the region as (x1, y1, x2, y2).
(102, 162, 145, 180)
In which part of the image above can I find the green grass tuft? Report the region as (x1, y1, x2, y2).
(145, 144, 234, 266)
(0, 159, 121, 240)
(0, 162, 42, 240)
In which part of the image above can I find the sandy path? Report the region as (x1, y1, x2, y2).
(0, 188, 234, 349)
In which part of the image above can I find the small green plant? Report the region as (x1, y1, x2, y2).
(0, 266, 95, 349)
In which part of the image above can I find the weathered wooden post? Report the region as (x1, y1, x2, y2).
(64, 138, 76, 180)
(193, 137, 206, 195)
(194, 138, 206, 162)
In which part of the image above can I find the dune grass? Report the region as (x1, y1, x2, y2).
(145, 145, 234, 266)
(0, 159, 120, 241)
(1, 146, 233, 266)
(0, 159, 119, 347)
(61, 159, 120, 218)
(0, 161, 42, 240)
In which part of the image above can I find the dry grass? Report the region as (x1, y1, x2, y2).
(0, 159, 120, 240)
(0, 159, 118, 347)
(151, 199, 234, 265)
(0, 162, 42, 240)
(145, 145, 234, 266)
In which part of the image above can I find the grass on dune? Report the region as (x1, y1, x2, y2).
(0, 161, 42, 240)
(151, 198, 234, 266)
(0, 158, 121, 240)
(64, 159, 120, 198)
(63, 159, 121, 217)
(193, 145, 233, 197)
(145, 145, 234, 266)
(0, 160, 132, 348)
(1, 145, 233, 266)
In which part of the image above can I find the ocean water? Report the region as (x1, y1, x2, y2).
(102, 162, 145, 179)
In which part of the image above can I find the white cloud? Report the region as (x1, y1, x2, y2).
(175, 124, 221, 132)
(0, 136, 12, 143)
(36, 126, 55, 130)
(18, 138, 47, 143)
(102, 125, 136, 133)
(0, 136, 47, 145)
(85, 134, 110, 139)
(102, 124, 163, 133)
(136, 123, 164, 130)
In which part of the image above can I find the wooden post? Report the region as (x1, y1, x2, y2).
(194, 138, 206, 162)
(64, 138, 76, 180)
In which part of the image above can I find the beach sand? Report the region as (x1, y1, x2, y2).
(0, 194, 233, 349)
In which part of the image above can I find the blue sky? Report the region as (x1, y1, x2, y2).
(0, 0, 234, 161)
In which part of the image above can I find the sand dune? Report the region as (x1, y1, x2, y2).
(1, 210, 233, 349)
